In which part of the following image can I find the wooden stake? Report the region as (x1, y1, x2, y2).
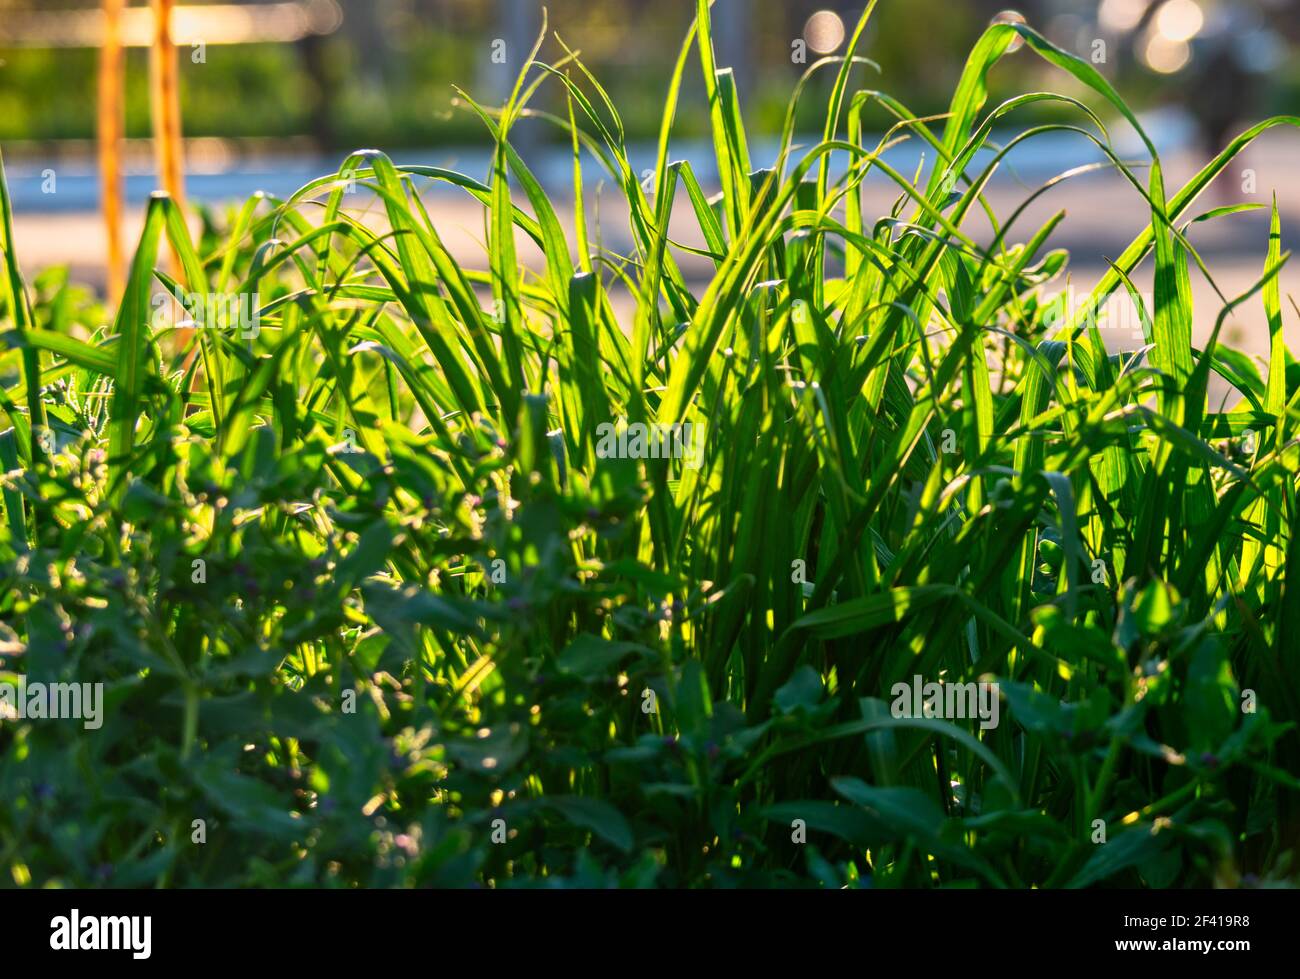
(97, 0, 126, 304)
(149, 0, 189, 359)
(150, 0, 185, 213)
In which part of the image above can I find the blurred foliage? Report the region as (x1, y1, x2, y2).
(0, 0, 1296, 150)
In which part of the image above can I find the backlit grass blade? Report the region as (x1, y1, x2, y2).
(0, 148, 46, 470)
(1241, 198, 1289, 585)
(0, 426, 26, 547)
(107, 193, 167, 503)
(694, 0, 747, 238)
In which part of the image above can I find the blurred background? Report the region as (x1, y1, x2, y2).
(3, 0, 1298, 153)
(1, 0, 1298, 350)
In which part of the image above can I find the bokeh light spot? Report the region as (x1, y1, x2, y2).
(804, 10, 846, 55)
(1144, 33, 1192, 73)
(1156, 0, 1204, 43)
(1099, 0, 1146, 33)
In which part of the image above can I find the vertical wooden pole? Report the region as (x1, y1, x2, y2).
(150, 0, 184, 211)
(150, 0, 189, 358)
(98, 0, 126, 305)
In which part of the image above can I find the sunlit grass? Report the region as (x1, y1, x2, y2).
(0, 2, 1298, 889)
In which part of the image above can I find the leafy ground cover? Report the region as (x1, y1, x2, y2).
(1, 2, 1299, 888)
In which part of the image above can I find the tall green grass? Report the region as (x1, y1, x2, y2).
(1, 4, 1298, 888)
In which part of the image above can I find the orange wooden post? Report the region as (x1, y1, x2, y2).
(150, 0, 185, 213)
(97, 0, 126, 304)
(149, 0, 189, 358)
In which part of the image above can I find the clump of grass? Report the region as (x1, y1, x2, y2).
(1, 3, 1298, 888)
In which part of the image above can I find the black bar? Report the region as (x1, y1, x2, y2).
(2, 887, 1294, 966)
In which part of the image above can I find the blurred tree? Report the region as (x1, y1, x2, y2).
(340, 0, 390, 91)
